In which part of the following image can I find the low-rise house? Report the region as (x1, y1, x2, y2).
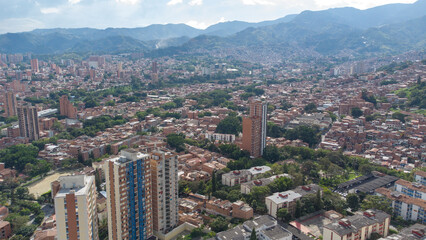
(323, 209, 390, 240)
(216, 215, 292, 240)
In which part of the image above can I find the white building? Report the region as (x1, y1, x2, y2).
(266, 184, 321, 218)
(394, 179, 426, 200)
(204, 133, 235, 143)
(222, 166, 271, 187)
(150, 150, 179, 235)
(54, 175, 98, 240)
(414, 171, 426, 186)
(216, 215, 292, 240)
(376, 188, 426, 224)
(323, 210, 390, 240)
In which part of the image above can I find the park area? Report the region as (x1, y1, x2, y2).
(27, 171, 74, 197)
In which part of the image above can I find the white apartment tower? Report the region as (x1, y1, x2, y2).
(54, 175, 98, 240)
(151, 150, 179, 234)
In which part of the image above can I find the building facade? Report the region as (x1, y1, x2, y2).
(3, 92, 17, 117)
(54, 175, 98, 240)
(31, 59, 39, 73)
(150, 150, 179, 234)
(17, 106, 40, 141)
(59, 95, 77, 119)
(104, 149, 153, 240)
(266, 184, 320, 218)
(323, 210, 390, 240)
(242, 100, 267, 158)
(376, 188, 426, 223)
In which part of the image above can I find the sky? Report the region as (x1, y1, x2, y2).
(0, 0, 418, 34)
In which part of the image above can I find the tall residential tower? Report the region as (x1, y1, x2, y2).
(17, 106, 40, 141)
(151, 150, 179, 234)
(3, 92, 17, 117)
(242, 100, 267, 158)
(105, 149, 153, 240)
(54, 175, 98, 240)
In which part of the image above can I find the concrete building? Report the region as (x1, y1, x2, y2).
(59, 95, 77, 119)
(151, 150, 179, 234)
(323, 210, 390, 240)
(17, 106, 40, 141)
(266, 184, 320, 218)
(31, 59, 39, 73)
(395, 179, 426, 200)
(376, 188, 426, 223)
(0, 221, 11, 239)
(3, 92, 17, 117)
(242, 100, 267, 158)
(104, 149, 153, 240)
(378, 223, 425, 240)
(54, 175, 98, 240)
(414, 171, 426, 186)
(216, 215, 292, 240)
(222, 166, 271, 187)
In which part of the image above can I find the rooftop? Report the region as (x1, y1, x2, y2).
(55, 175, 94, 198)
(266, 190, 302, 204)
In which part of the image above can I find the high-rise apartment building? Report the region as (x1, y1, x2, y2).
(31, 59, 39, 73)
(17, 106, 40, 141)
(242, 100, 267, 158)
(54, 175, 98, 240)
(3, 92, 17, 117)
(59, 95, 77, 119)
(105, 149, 153, 240)
(151, 150, 179, 234)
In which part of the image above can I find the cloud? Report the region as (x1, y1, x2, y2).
(188, 0, 203, 6)
(0, 18, 45, 33)
(186, 20, 208, 29)
(68, 0, 82, 4)
(240, 0, 275, 5)
(167, 0, 183, 6)
(40, 7, 61, 14)
(115, 0, 141, 5)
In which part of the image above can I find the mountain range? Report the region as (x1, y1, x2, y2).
(0, 0, 425, 59)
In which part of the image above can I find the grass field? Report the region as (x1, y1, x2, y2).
(27, 171, 74, 197)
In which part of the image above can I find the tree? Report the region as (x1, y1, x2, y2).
(346, 194, 360, 211)
(277, 208, 291, 222)
(295, 200, 302, 218)
(361, 195, 392, 214)
(392, 112, 406, 123)
(210, 216, 229, 232)
(304, 103, 317, 113)
(211, 171, 217, 194)
(215, 115, 242, 135)
(351, 107, 363, 118)
(314, 190, 323, 211)
(250, 228, 257, 240)
(263, 145, 281, 163)
(166, 133, 186, 152)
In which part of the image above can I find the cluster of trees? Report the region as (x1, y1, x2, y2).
(67, 115, 127, 138)
(166, 133, 186, 152)
(380, 79, 398, 86)
(239, 86, 265, 100)
(2, 187, 44, 239)
(135, 107, 181, 121)
(351, 107, 363, 118)
(188, 89, 232, 109)
(377, 61, 412, 73)
(361, 89, 377, 106)
(304, 103, 317, 113)
(0, 144, 51, 177)
(215, 112, 242, 135)
(266, 123, 322, 147)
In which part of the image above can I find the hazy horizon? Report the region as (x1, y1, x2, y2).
(0, 0, 418, 34)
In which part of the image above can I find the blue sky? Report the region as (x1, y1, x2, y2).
(0, 0, 417, 33)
